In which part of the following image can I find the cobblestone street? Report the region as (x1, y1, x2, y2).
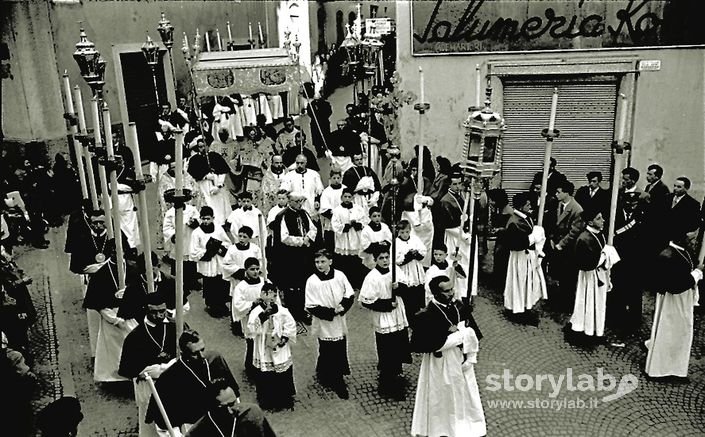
(20, 221, 705, 436)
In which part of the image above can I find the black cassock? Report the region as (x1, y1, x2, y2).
(146, 351, 240, 429)
(185, 403, 277, 437)
(411, 300, 482, 354)
(187, 152, 231, 182)
(118, 321, 178, 380)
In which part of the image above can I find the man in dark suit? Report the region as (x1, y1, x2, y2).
(643, 164, 671, 256)
(575, 171, 609, 216)
(532, 157, 568, 200)
(644, 164, 670, 206)
(547, 180, 584, 311)
(664, 176, 701, 244)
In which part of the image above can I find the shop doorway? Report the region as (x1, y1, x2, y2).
(500, 76, 618, 199)
(119, 51, 169, 162)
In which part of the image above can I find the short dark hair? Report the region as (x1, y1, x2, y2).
(622, 167, 640, 183)
(237, 226, 254, 238)
(397, 219, 411, 231)
(432, 243, 448, 253)
(244, 257, 260, 269)
(582, 206, 603, 223)
(178, 329, 202, 351)
(558, 181, 575, 196)
(314, 248, 333, 260)
(676, 176, 691, 189)
(368, 206, 381, 216)
(647, 164, 663, 179)
(200, 206, 214, 217)
(512, 192, 531, 209)
(428, 275, 450, 296)
(238, 191, 253, 200)
(586, 171, 602, 182)
(206, 377, 233, 403)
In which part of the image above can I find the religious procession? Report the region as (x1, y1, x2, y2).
(2, 1, 704, 436)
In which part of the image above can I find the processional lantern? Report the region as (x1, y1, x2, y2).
(73, 28, 106, 95)
(157, 12, 175, 50)
(461, 85, 505, 180)
(142, 34, 160, 69)
(340, 24, 361, 67)
(361, 36, 383, 77)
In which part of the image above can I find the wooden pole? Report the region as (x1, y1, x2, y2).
(416, 67, 425, 193)
(143, 374, 178, 437)
(92, 96, 114, 238)
(258, 213, 268, 279)
(608, 93, 628, 246)
(537, 87, 559, 226)
(127, 123, 155, 295)
(75, 85, 100, 210)
(63, 73, 90, 203)
(173, 130, 186, 352)
(102, 105, 126, 289)
(391, 162, 398, 283)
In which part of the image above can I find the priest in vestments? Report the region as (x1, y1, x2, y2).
(119, 292, 178, 437)
(342, 153, 381, 214)
(184, 379, 277, 437)
(279, 155, 324, 217)
(82, 252, 139, 382)
(187, 137, 233, 225)
(411, 275, 485, 437)
(146, 330, 240, 435)
(271, 192, 317, 323)
(568, 208, 619, 340)
(644, 236, 702, 378)
(503, 193, 547, 324)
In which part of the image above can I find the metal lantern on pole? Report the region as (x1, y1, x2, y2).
(73, 28, 107, 97)
(460, 83, 506, 297)
(361, 36, 383, 80)
(341, 24, 361, 104)
(142, 34, 161, 107)
(157, 12, 177, 100)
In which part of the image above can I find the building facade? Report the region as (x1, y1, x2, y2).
(1, 0, 312, 154)
(396, 0, 705, 198)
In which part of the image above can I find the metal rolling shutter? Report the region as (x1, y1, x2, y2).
(500, 77, 618, 199)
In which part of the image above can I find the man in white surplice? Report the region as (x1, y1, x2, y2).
(644, 234, 702, 379)
(280, 154, 324, 217)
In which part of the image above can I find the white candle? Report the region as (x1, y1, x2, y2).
(475, 64, 481, 107)
(175, 130, 184, 193)
(183, 32, 189, 49)
(128, 123, 144, 178)
(419, 66, 425, 103)
(73, 85, 87, 134)
(63, 72, 75, 115)
(249, 22, 253, 42)
(227, 22, 233, 43)
(258, 22, 264, 43)
(216, 29, 222, 50)
(617, 93, 628, 143)
(548, 87, 558, 132)
(205, 31, 211, 51)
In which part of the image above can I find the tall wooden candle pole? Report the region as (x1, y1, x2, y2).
(102, 104, 126, 289)
(127, 123, 155, 295)
(92, 96, 114, 238)
(258, 214, 268, 279)
(173, 129, 186, 349)
(608, 93, 629, 246)
(537, 88, 560, 226)
(76, 85, 100, 210)
(63, 73, 90, 203)
(414, 67, 430, 193)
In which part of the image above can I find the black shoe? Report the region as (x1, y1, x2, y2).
(231, 321, 243, 337)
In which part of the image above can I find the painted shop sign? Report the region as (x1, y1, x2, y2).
(411, 0, 705, 55)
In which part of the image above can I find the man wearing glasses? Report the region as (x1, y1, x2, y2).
(185, 378, 276, 437)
